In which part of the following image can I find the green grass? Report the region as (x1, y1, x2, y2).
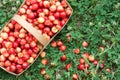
(0, 0, 120, 80)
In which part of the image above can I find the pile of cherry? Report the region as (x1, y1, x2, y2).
(18, 0, 72, 40)
(0, 20, 40, 74)
(0, 0, 72, 75)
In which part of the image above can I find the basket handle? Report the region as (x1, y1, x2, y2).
(12, 14, 48, 46)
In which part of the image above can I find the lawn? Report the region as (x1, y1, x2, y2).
(0, 0, 120, 80)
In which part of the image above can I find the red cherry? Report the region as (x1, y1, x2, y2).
(61, 0, 67, 7)
(41, 59, 48, 65)
(10, 65, 16, 72)
(93, 60, 99, 65)
(43, 27, 50, 33)
(40, 51, 46, 58)
(88, 55, 95, 62)
(44, 20, 52, 27)
(14, 57, 19, 63)
(12, 42, 18, 48)
(14, 32, 19, 38)
(31, 3, 39, 10)
(20, 39, 27, 45)
(7, 23, 14, 30)
(2, 52, 9, 58)
(60, 11, 67, 19)
(33, 46, 39, 53)
(82, 52, 89, 58)
(48, 31, 54, 37)
(8, 54, 15, 61)
(16, 68, 23, 74)
(73, 48, 80, 54)
(39, 1, 44, 7)
(66, 64, 71, 71)
(0, 62, 4, 67)
(29, 0, 37, 4)
(78, 64, 85, 70)
(106, 68, 111, 73)
(79, 58, 85, 64)
(6, 66, 10, 72)
(38, 24, 44, 29)
(15, 23, 22, 30)
(27, 49, 33, 55)
(57, 5, 64, 12)
(4, 60, 11, 67)
(72, 74, 79, 80)
(16, 64, 22, 70)
(11, 20, 16, 25)
(50, 5, 57, 12)
(59, 45, 66, 52)
(40, 68, 46, 75)
(17, 58, 24, 64)
(24, 44, 30, 49)
(54, 12, 60, 19)
(60, 19, 66, 26)
(57, 40, 63, 46)
(66, 8, 72, 16)
(31, 53, 37, 58)
(22, 54, 30, 61)
(43, 1, 50, 8)
(27, 12, 35, 19)
(51, 41, 57, 48)
(22, 62, 29, 69)
(82, 41, 89, 47)
(61, 55, 67, 62)
(100, 63, 105, 68)
(22, 5, 28, 9)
